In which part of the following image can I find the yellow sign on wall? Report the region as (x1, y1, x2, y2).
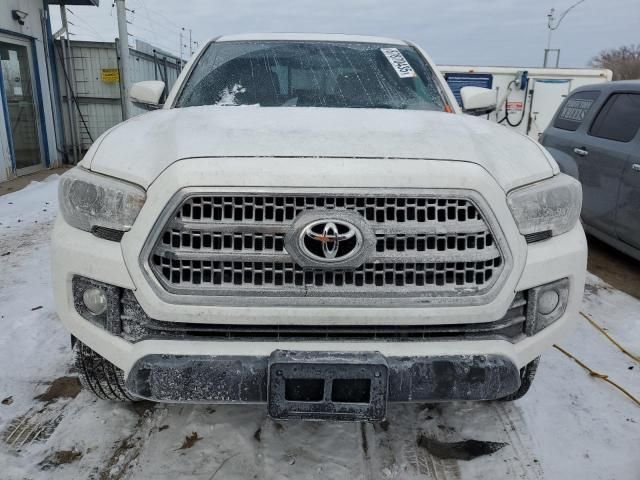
(101, 68, 120, 83)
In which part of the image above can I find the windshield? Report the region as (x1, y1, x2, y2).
(175, 41, 448, 111)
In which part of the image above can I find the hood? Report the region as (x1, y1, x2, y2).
(84, 106, 556, 191)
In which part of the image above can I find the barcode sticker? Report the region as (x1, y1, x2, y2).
(381, 48, 417, 78)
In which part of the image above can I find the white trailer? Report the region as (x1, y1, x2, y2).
(438, 66, 612, 139)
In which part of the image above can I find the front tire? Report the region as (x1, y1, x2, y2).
(499, 357, 540, 401)
(74, 341, 135, 401)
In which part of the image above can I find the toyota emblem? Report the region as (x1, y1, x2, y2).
(299, 219, 363, 262)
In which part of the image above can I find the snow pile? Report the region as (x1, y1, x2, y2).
(0, 177, 638, 479)
(215, 83, 247, 106)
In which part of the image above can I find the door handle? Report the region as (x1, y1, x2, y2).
(573, 147, 589, 157)
(632, 164, 640, 172)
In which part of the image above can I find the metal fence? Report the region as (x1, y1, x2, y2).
(54, 39, 182, 156)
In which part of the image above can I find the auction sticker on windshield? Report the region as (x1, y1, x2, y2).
(380, 48, 417, 78)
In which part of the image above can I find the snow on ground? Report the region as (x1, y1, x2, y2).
(0, 177, 638, 480)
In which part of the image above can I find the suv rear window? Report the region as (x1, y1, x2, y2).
(553, 90, 600, 131)
(589, 93, 640, 142)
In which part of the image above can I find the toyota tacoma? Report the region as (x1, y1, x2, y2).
(53, 33, 586, 421)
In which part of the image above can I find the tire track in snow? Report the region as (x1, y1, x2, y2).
(491, 403, 544, 479)
(3, 377, 81, 450)
(376, 404, 461, 479)
(97, 403, 160, 480)
(3, 403, 68, 449)
(360, 422, 376, 480)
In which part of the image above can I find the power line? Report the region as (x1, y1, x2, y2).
(109, 0, 198, 58)
(127, 22, 183, 55)
(130, 0, 158, 46)
(66, 8, 106, 41)
(128, 19, 181, 41)
(123, 1, 200, 59)
(133, 0, 199, 51)
(136, 0, 183, 31)
(133, 0, 185, 36)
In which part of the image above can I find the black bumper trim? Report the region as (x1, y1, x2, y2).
(125, 353, 520, 403)
(119, 289, 528, 343)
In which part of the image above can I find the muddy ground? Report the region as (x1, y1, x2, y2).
(587, 235, 640, 301)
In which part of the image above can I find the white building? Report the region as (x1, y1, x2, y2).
(0, 0, 98, 182)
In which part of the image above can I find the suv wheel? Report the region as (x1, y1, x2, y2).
(74, 341, 135, 401)
(499, 357, 540, 401)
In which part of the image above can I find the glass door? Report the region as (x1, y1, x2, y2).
(0, 38, 44, 174)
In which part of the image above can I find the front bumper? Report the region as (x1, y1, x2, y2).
(125, 352, 520, 404)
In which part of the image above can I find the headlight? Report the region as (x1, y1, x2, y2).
(59, 168, 146, 234)
(507, 174, 581, 238)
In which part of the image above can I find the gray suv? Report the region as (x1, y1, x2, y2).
(541, 81, 640, 261)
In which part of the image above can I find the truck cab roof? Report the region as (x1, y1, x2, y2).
(215, 32, 409, 45)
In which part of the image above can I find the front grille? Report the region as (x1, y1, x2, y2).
(145, 190, 509, 305)
(120, 290, 526, 343)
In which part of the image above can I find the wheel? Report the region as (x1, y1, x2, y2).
(74, 340, 135, 401)
(499, 357, 540, 401)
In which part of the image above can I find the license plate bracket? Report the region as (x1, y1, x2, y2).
(267, 350, 388, 421)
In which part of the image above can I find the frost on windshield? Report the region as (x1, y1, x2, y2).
(177, 41, 447, 111)
(215, 83, 247, 106)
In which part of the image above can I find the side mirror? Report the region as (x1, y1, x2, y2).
(130, 81, 165, 110)
(460, 86, 496, 116)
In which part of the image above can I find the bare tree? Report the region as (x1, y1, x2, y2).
(590, 45, 640, 80)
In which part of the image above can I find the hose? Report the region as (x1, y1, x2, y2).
(498, 79, 529, 127)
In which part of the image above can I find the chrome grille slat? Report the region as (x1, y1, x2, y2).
(149, 259, 500, 293)
(152, 246, 501, 264)
(170, 219, 489, 234)
(145, 190, 509, 305)
(177, 194, 482, 225)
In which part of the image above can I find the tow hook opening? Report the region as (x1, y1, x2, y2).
(285, 378, 324, 402)
(332, 378, 371, 403)
(283, 378, 373, 404)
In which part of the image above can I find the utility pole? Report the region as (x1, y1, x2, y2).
(179, 28, 183, 61)
(189, 29, 193, 56)
(116, 0, 131, 119)
(543, 0, 587, 67)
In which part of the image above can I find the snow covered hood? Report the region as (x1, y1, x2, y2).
(84, 107, 556, 190)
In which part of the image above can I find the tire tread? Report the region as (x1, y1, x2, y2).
(74, 341, 134, 402)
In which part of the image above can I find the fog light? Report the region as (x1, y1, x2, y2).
(83, 288, 107, 316)
(538, 289, 560, 315)
(525, 278, 570, 335)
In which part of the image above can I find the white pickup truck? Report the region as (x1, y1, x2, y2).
(53, 33, 586, 421)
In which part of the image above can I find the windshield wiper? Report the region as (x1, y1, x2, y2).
(350, 103, 408, 110)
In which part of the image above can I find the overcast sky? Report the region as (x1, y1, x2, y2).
(50, 0, 639, 67)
